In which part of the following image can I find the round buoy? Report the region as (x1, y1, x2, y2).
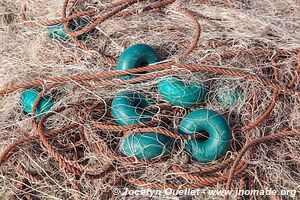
(116, 44, 160, 80)
(111, 91, 156, 126)
(47, 18, 91, 41)
(157, 76, 207, 108)
(119, 132, 173, 159)
(111, 91, 172, 159)
(20, 89, 54, 118)
(178, 109, 231, 162)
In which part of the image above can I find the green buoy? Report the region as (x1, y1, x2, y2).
(47, 18, 91, 41)
(119, 132, 173, 159)
(157, 76, 207, 108)
(178, 109, 231, 162)
(116, 44, 160, 80)
(111, 91, 172, 159)
(111, 91, 156, 126)
(20, 89, 54, 118)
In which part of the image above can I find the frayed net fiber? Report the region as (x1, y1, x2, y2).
(0, 0, 300, 200)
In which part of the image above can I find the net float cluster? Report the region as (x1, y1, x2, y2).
(20, 43, 236, 163)
(112, 44, 232, 162)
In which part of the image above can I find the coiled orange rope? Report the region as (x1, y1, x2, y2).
(2, 1, 300, 199)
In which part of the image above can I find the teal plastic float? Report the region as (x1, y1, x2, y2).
(157, 76, 207, 108)
(178, 109, 231, 162)
(119, 132, 173, 160)
(47, 18, 91, 41)
(21, 89, 54, 118)
(111, 92, 156, 126)
(111, 44, 232, 161)
(116, 44, 160, 80)
(111, 91, 172, 159)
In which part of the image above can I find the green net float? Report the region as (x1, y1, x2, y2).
(116, 44, 160, 80)
(119, 132, 173, 159)
(178, 109, 231, 162)
(20, 89, 54, 118)
(47, 18, 91, 41)
(112, 91, 172, 159)
(157, 76, 208, 108)
(111, 91, 156, 126)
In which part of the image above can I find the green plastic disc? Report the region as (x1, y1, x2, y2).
(111, 91, 172, 159)
(20, 89, 54, 118)
(116, 44, 160, 80)
(111, 91, 156, 126)
(119, 132, 173, 159)
(157, 76, 207, 108)
(47, 18, 91, 41)
(178, 109, 231, 162)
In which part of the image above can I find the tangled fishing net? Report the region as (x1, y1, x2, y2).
(0, 0, 300, 199)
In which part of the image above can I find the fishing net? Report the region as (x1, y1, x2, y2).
(0, 0, 299, 199)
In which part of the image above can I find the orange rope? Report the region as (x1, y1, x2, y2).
(1, 0, 299, 197)
(288, 50, 300, 87)
(241, 61, 279, 131)
(0, 62, 299, 98)
(22, 0, 178, 65)
(128, 161, 247, 189)
(224, 130, 300, 200)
